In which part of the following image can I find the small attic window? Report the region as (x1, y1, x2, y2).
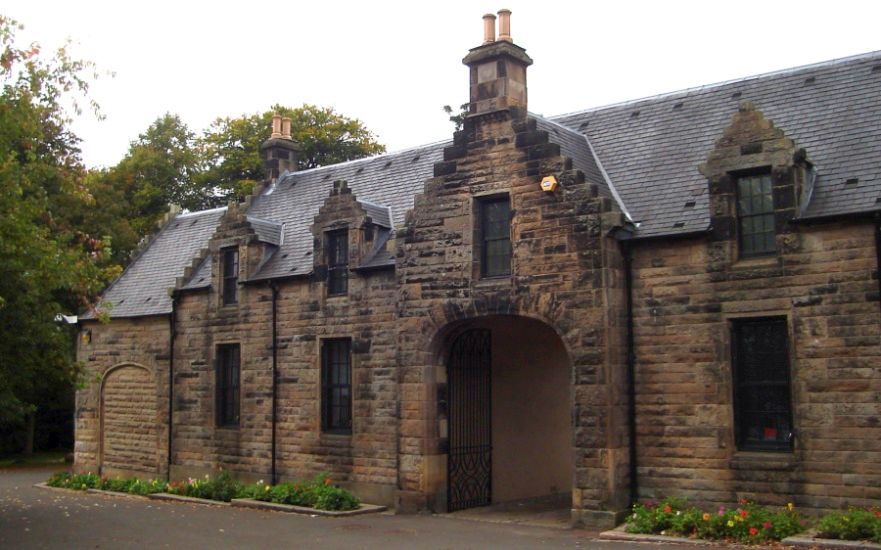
(875, 197, 881, 204)
(873, 65, 881, 73)
(731, 91, 743, 100)
(579, 121, 589, 130)
(323, 173, 332, 180)
(117, 299, 125, 305)
(190, 218, 198, 226)
(845, 178, 859, 185)
(673, 102, 684, 110)
(630, 110, 640, 119)
(411, 155, 420, 163)
(804, 76, 816, 85)
(672, 221, 685, 228)
(356, 167, 364, 174)
(684, 200, 696, 208)
(383, 160, 392, 169)
(144, 296, 152, 302)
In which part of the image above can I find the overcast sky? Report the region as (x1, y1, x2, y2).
(6, 0, 881, 168)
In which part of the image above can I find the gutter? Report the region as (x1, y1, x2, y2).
(617, 235, 639, 506)
(623, 241, 639, 506)
(270, 281, 280, 485)
(167, 289, 177, 480)
(875, 214, 881, 321)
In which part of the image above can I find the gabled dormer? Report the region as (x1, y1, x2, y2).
(311, 179, 394, 297)
(699, 101, 814, 266)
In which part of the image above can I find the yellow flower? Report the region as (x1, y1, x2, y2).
(702, 513, 711, 521)
(265, 485, 271, 492)
(787, 502, 794, 511)
(727, 520, 735, 528)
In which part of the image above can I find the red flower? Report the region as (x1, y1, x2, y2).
(324, 478, 332, 485)
(749, 527, 759, 537)
(739, 509, 749, 519)
(763, 521, 772, 530)
(664, 504, 672, 513)
(874, 510, 881, 518)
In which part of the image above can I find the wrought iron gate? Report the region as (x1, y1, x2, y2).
(447, 328, 492, 512)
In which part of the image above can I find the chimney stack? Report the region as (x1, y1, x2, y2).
(462, 9, 533, 116)
(260, 113, 300, 182)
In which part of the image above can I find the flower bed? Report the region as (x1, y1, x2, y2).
(625, 497, 805, 544)
(46, 471, 360, 511)
(815, 508, 881, 544)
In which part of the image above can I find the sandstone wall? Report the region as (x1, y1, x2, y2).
(631, 221, 881, 512)
(75, 315, 168, 476)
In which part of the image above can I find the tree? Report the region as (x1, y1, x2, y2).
(0, 16, 114, 454)
(199, 104, 385, 205)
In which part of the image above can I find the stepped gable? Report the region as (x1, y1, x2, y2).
(84, 206, 226, 318)
(552, 50, 881, 237)
(245, 141, 447, 281)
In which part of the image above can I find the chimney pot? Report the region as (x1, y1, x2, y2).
(482, 13, 496, 44)
(270, 114, 282, 139)
(281, 117, 292, 140)
(497, 9, 512, 42)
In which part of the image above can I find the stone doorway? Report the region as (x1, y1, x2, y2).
(442, 316, 573, 513)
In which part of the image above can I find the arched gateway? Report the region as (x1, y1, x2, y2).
(99, 364, 158, 475)
(441, 316, 573, 512)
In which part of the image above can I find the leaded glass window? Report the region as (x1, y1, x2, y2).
(216, 344, 240, 427)
(732, 318, 793, 451)
(321, 339, 352, 433)
(737, 173, 776, 257)
(327, 230, 348, 295)
(222, 247, 239, 305)
(480, 197, 511, 277)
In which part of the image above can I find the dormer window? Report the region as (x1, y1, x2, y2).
(327, 230, 348, 295)
(222, 247, 239, 305)
(736, 173, 775, 257)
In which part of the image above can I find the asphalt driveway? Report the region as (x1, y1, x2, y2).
(0, 467, 715, 549)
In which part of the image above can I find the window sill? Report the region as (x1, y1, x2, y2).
(729, 451, 795, 471)
(473, 276, 511, 289)
(731, 255, 779, 270)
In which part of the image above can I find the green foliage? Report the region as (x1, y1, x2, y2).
(817, 508, 881, 543)
(443, 103, 469, 131)
(0, 16, 116, 436)
(198, 104, 386, 206)
(626, 497, 805, 543)
(46, 471, 360, 511)
(166, 471, 242, 502)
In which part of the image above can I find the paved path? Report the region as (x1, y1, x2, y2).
(0, 468, 718, 549)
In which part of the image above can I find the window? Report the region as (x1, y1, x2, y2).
(216, 344, 240, 427)
(326, 230, 348, 295)
(321, 339, 352, 433)
(732, 318, 793, 451)
(480, 196, 511, 277)
(736, 173, 776, 256)
(222, 247, 239, 305)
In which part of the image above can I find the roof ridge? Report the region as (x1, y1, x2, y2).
(177, 205, 227, 218)
(279, 138, 453, 182)
(549, 49, 881, 120)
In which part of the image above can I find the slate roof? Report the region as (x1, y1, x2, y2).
(244, 141, 446, 281)
(84, 207, 226, 318)
(246, 216, 284, 246)
(551, 50, 881, 237)
(88, 50, 881, 318)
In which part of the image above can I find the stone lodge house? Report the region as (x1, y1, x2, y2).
(75, 11, 881, 527)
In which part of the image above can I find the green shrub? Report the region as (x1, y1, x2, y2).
(626, 498, 805, 543)
(817, 508, 881, 543)
(46, 470, 360, 511)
